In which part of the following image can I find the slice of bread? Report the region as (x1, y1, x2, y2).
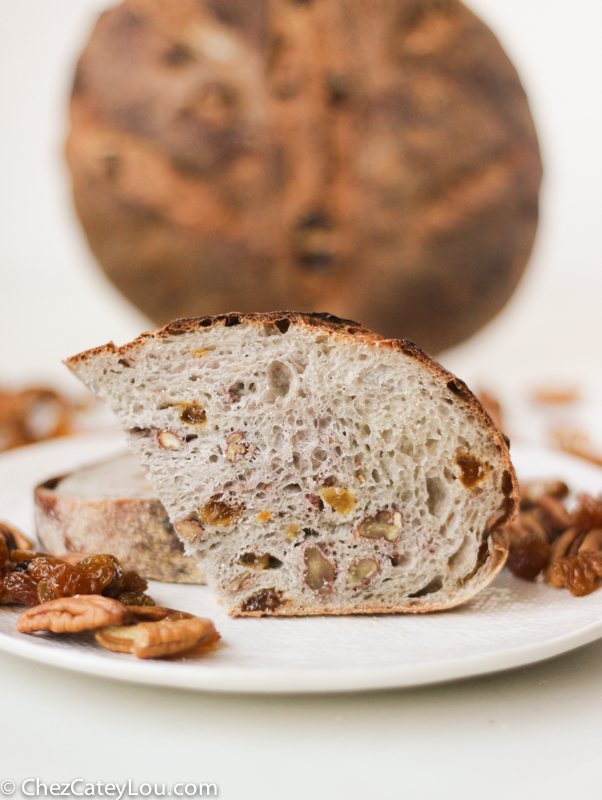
(35, 453, 203, 584)
(65, 312, 517, 615)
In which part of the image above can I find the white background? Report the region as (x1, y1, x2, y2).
(1, 1, 602, 798)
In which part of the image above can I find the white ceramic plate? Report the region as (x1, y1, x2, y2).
(1, 433, 602, 694)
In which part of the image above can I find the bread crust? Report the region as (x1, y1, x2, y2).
(65, 311, 518, 613)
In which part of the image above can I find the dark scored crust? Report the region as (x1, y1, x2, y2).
(65, 311, 518, 612)
(66, 0, 542, 354)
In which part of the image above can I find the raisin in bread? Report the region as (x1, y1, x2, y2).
(35, 453, 203, 584)
(65, 312, 517, 615)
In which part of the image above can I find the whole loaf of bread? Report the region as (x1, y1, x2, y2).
(66, 0, 542, 354)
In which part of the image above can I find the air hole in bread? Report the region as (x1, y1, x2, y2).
(267, 361, 292, 399)
(275, 318, 291, 334)
(408, 576, 443, 598)
(426, 476, 446, 516)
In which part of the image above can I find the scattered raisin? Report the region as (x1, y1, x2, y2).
(117, 591, 156, 606)
(4, 572, 39, 606)
(118, 570, 149, 595)
(27, 556, 68, 582)
(507, 536, 550, 581)
(551, 551, 602, 597)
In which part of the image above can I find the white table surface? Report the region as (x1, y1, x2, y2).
(1, 1, 602, 797)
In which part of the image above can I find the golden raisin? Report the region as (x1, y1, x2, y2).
(551, 551, 602, 597)
(27, 556, 69, 582)
(3, 572, 39, 606)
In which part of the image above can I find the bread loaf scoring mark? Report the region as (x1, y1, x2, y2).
(355, 510, 403, 542)
(303, 546, 335, 595)
(456, 454, 488, 488)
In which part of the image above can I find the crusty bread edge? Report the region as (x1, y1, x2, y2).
(34, 473, 204, 584)
(64, 311, 518, 614)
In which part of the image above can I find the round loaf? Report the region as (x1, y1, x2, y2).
(66, 0, 542, 354)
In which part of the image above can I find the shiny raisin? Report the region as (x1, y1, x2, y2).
(507, 536, 550, 581)
(37, 562, 105, 601)
(113, 570, 147, 596)
(117, 591, 155, 606)
(76, 554, 122, 593)
(27, 556, 68, 582)
(4, 572, 39, 606)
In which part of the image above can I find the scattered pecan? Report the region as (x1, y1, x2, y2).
(17, 595, 132, 634)
(532, 386, 580, 405)
(506, 481, 602, 597)
(95, 616, 219, 659)
(0, 386, 77, 452)
(550, 427, 602, 469)
(519, 480, 569, 509)
(536, 494, 572, 531)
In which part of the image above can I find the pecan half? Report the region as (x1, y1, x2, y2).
(17, 595, 131, 634)
(95, 616, 219, 659)
(519, 480, 569, 509)
(355, 510, 403, 543)
(303, 546, 335, 595)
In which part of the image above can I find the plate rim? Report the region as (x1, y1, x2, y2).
(1, 432, 602, 694)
